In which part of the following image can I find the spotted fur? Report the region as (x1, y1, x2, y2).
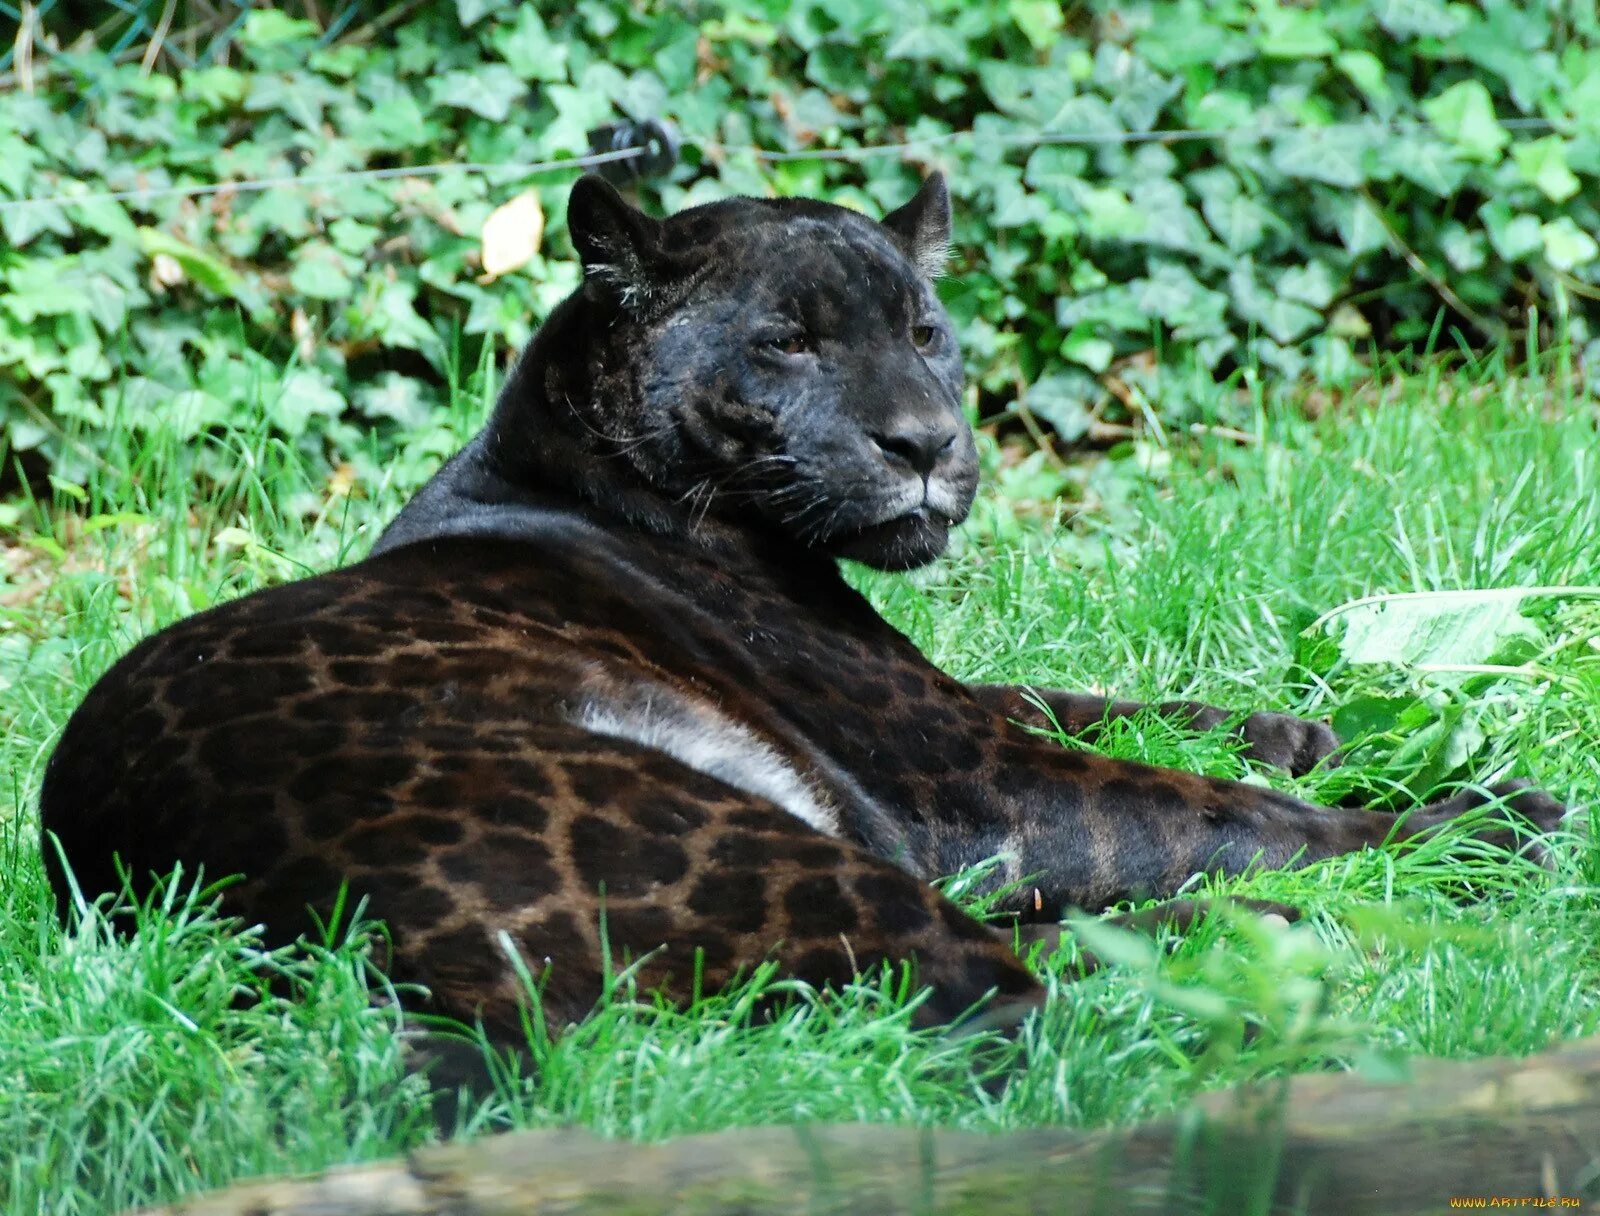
(40, 176, 1566, 1044)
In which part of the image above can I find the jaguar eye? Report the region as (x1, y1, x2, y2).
(911, 324, 938, 351)
(766, 333, 813, 356)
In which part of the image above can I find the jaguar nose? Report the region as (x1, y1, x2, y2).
(868, 416, 960, 477)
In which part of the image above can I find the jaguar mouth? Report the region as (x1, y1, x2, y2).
(828, 505, 956, 571)
(858, 483, 966, 530)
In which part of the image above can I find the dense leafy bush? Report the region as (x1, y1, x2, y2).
(3, 0, 1599, 484)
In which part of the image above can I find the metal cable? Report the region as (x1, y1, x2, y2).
(0, 146, 647, 213)
(0, 115, 1568, 213)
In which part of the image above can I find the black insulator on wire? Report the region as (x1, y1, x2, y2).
(585, 118, 681, 185)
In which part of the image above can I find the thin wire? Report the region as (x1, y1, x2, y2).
(750, 116, 1562, 161)
(0, 115, 1567, 213)
(0, 146, 646, 213)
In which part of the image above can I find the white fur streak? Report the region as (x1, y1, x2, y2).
(584, 262, 646, 309)
(573, 690, 839, 836)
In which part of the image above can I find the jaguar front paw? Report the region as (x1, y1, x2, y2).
(1238, 712, 1342, 777)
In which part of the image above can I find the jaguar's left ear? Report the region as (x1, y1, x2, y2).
(568, 174, 671, 310)
(881, 172, 951, 279)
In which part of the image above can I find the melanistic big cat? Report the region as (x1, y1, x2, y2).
(41, 175, 1566, 1041)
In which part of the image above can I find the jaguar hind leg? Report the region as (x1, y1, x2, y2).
(360, 731, 1046, 1055)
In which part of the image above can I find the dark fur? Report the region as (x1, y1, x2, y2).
(40, 176, 1566, 1043)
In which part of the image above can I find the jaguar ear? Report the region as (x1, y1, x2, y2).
(881, 172, 951, 279)
(567, 174, 666, 308)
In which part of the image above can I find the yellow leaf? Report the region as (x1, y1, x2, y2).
(480, 189, 545, 280)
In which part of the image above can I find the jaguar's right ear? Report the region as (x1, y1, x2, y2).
(882, 172, 951, 280)
(567, 175, 667, 309)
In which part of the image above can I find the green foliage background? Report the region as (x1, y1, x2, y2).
(4, 0, 1600, 484)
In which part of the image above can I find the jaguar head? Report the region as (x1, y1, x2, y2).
(566, 173, 975, 572)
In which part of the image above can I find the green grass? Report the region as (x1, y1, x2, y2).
(1, 350, 1597, 1213)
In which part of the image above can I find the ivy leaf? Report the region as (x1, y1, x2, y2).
(1257, 4, 1337, 58)
(328, 217, 382, 257)
(1271, 125, 1373, 188)
(271, 369, 345, 438)
(1540, 217, 1600, 271)
(1376, 134, 1469, 196)
(1570, 64, 1600, 140)
(181, 66, 248, 110)
(1453, 2, 1559, 112)
(1022, 145, 1090, 204)
(1189, 168, 1275, 252)
(978, 62, 1072, 123)
(245, 73, 337, 130)
(1439, 224, 1487, 272)
(1480, 204, 1545, 262)
(1186, 88, 1256, 130)
(1311, 589, 1543, 669)
(1060, 329, 1114, 373)
(1126, 179, 1213, 253)
(1279, 260, 1336, 309)
(3, 256, 95, 322)
(1421, 80, 1508, 163)
(990, 172, 1052, 229)
(137, 229, 249, 303)
(1129, 263, 1229, 335)
(1137, 3, 1252, 72)
(0, 131, 41, 194)
(237, 11, 318, 47)
(1092, 43, 1181, 131)
(1512, 135, 1581, 203)
(1375, 0, 1464, 39)
(310, 44, 366, 79)
(236, 15, 319, 72)
(493, 7, 570, 82)
(456, 0, 511, 27)
(356, 282, 443, 357)
(354, 372, 434, 429)
(1330, 693, 1432, 745)
(1335, 50, 1391, 106)
(151, 389, 231, 439)
(540, 84, 616, 155)
(0, 200, 72, 249)
(349, 80, 434, 151)
(69, 197, 139, 242)
(1072, 183, 1141, 239)
(884, 27, 967, 65)
(1022, 371, 1096, 440)
(1007, 0, 1063, 50)
(1230, 263, 1321, 343)
(289, 244, 356, 300)
(429, 66, 527, 122)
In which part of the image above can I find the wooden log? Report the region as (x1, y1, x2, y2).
(136, 1034, 1600, 1216)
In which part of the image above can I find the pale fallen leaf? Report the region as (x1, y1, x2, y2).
(480, 189, 544, 280)
(328, 463, 356, 498)
(291, 306, 315, 361)
(151, 253, 185, 287)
